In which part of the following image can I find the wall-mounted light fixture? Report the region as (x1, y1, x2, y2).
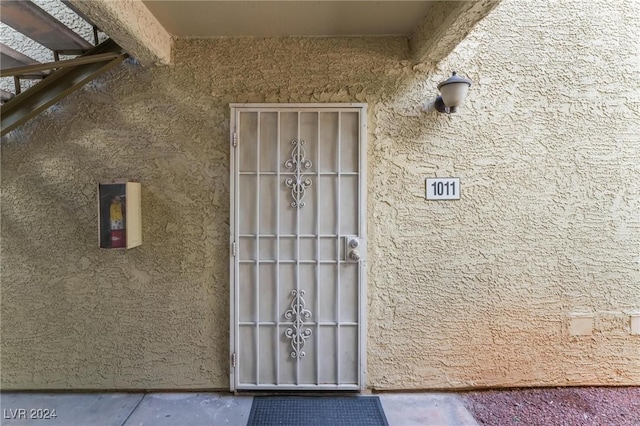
(432, 71, 472, 114)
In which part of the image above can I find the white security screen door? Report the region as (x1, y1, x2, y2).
(230, 104, 367, 391)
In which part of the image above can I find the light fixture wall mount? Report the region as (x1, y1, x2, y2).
(433, 71, 472, 114)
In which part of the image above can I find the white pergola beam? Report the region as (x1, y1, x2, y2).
(67, 0, 172, 65)
(411, 0, 501, 65)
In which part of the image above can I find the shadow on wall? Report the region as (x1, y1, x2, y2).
(1, 58, 231, 388)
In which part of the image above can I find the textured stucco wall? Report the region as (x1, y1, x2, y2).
(2, 0, 639, 390)
(410, 0, 500, 64)
(67, 0, 172, 65)
(369, 1, 640, 389)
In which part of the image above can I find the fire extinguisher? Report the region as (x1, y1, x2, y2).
(110, 196, 126, 248)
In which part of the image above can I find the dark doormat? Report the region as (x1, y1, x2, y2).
(247, 396, 389, 426)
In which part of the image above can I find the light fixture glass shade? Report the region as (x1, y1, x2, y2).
(437, 72, 472, 112)
(440, 83, 469, 108)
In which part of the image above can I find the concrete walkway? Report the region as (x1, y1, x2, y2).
(0, 392, 478, 426)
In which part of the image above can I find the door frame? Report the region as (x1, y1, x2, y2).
(229, 103, 368, 391)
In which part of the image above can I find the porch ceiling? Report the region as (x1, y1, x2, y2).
(67, 0, 501, 65)
(141, 1, 434, 37)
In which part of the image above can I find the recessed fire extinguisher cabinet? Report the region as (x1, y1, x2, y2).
(98, 181, 142, 249)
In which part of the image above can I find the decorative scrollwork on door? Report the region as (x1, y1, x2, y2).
(284, 289, 313, 359)
(284, 139, 312, 208)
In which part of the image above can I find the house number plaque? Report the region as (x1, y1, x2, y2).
(426, 177, 460, 200)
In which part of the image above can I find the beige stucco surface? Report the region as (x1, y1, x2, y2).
(67, 0, 172, 65)
(410, 0, 500, 64)
(2, 0, 639, 390)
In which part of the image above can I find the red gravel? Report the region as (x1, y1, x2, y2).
(462, 387, 640, 426)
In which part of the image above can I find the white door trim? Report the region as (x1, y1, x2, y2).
(229, 103, 368, 391)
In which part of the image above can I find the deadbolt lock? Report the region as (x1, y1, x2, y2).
(345, 236, 365, 262)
